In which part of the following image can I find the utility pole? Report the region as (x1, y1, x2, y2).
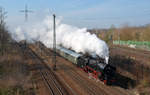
(53, 14, 56, 71)
(0, 7, 7, 56)
(20, 4, 33, 21)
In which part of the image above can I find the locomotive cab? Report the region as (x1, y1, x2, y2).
(77, 56, 116, 85)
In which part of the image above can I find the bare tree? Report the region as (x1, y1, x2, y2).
(0, 6, 9, 55)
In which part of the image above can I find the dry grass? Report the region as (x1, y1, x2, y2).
(136, 76, 150, 95)
(0, 42, 35, 95)
(138, 76, 150, 88)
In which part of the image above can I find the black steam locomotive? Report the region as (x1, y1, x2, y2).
(56, 46, 116, 85)
(18, 40, 116, 85)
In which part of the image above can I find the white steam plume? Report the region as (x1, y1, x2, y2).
(10, 16, 109, 63)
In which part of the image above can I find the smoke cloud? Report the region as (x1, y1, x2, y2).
(10, 16, 109, 63)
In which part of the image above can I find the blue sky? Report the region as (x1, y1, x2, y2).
(0, 0, 150, 28)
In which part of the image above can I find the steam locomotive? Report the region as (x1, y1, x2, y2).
(18, 40, 116, 85)
(56, 46, 116, 85)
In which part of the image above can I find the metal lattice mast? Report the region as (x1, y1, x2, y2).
(20, 4, 33, 21)
(53, 14, 56, 70)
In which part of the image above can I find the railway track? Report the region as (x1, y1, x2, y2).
(29, 43, 134, 95)
(64, 68, 107, 95)
(40, 69, 64, 95)
(18, 43, 68, 95)
(29, 44, 110, 95)
(111, 46, 150, 59)
(56, 51, 133, 95)
(30, 45, 109, 95)
(59, 62, 130, 95)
